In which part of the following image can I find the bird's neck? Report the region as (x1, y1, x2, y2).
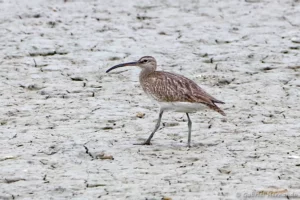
(139, 66, 156, 80)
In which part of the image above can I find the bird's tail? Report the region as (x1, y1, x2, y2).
(207, 103, 226, 116)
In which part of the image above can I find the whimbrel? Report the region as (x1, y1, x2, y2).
(106, 56, 225, 147)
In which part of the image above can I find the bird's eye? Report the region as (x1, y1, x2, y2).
(142, 60, 148, 63)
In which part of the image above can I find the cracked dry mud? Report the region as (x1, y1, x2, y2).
(0, 0, 300, 200)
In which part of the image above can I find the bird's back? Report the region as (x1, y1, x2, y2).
(140, 71, 225, 116)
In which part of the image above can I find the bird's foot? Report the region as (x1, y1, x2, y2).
(133, 141, 151, 145)
(187, 143, 191, 149)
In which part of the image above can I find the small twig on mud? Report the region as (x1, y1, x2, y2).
(9, 134, 17, 140)
(91, 107, 101, 113)
(5, 178, 25, 184)
(282, 16, 298, 27)
(29, 50, 67, 57)
(43, 174, 49, 183)
(33, 58, 37, 67)
(83, 145, 94, 159)
(90, 43, 99, 51)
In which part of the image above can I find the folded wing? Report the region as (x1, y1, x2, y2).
(141, 71, 226, 116)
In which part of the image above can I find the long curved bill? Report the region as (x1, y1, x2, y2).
(106, 61, 139, 73)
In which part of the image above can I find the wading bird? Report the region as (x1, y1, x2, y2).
(106, 56, 225, 147)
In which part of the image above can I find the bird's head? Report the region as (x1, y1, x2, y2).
(106, 56, 157, 73)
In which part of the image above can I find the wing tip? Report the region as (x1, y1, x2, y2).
(213, 99, 225, 104)
(220, 110, 226, 116)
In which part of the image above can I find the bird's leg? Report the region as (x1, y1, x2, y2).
(143, 110, 164, 145)
(186, 113, 192, 147)
(135, 110, 164, 145)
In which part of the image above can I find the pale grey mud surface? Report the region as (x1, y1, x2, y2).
(1, 0, 300, 199)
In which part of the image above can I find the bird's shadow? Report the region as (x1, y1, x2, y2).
(132, 140, 220, 150)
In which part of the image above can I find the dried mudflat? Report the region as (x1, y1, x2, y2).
(0, 0, 300, 199)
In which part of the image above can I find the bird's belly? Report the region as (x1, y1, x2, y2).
(158, 102, 207, 113)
